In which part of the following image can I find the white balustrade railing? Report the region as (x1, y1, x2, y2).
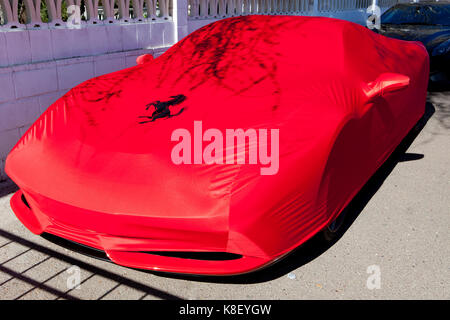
(188, 0, 312, 19)
(0, 0, 172, 29)
(0, 0, 411, 28)
(187, 0, 406, 19)
(317, 0, 402, 12)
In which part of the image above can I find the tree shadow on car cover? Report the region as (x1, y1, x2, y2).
(155, 16, 293, 111)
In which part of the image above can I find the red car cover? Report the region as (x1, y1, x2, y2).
(6, 16, 429, 275)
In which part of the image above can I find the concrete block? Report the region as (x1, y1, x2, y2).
(18, 117, 40, 136)
(50, 28, 75, 60)
(150, 22, 165, 48)
(57, 60, 95, 90)
(18, 123, 33, 137)
(70, 27, 90, 58)
(177, 0, 189, 10)
(86, 25, 109, 56)
(177, 12, 188, 28)
(94, 57, 126, 76)
(4, 30, 32, 65)
(38, 91, 64, 113)
(0, 128, 21, 159)
(0, 32, 10, 67)
(176, 25, 189, 42)
(105, 24, 123, 53)
(124, 55, 139, 68)
(153, 47, 169, 58)
(0, 97, 41, 133)
(136, 23, 152, 49)
(50, 27, 90, 59)
(13, 67, 58, 99)
(28, 28, 53, 63)
(122, 24, 139, 51)
(187, 19, 205, 34)
(0, 72, 15, 103)
(164, 24, 176, 45)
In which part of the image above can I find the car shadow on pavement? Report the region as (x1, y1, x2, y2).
(428, 90, 450, 130)
(0, 179, 19, 198)
(149, 101, 435, 284)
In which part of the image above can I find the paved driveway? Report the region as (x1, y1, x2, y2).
(0, 91, 448, 300)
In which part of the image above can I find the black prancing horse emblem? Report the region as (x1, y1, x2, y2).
(139, 94, 186, 124)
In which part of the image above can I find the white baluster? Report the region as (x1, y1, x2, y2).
(102, 0, 116, 23)
(258, 0, 264, 13)
(189, 0, 200, 18)
(117, 0, 131, 22)
(234, 0, 242, 15)
(267, 0, 272, 14)
(159, 0, 170, 19)
(302, 0, 307, 12)
(199, 0, 207, 18)
(0, 0, 23, 28)
(209, 0, 218, 18)
(228, 0, 235, 16)
(242, 0, 249, 14)
(145, 0, 157, 20)
(23, 0, 43, 27)
(132, 0, 145, 21)
(259, 0, 265, 14)
(84, 0, 101, 24)
(250, 0, 255, 14)
(218, 0, 226, 17)
(43, 0, 62, 26)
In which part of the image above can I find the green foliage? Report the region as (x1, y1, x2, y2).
(40, 2, 49, 23)
(16, 0, 84, 24)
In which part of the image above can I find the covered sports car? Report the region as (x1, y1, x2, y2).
(6, 16, 429, 275)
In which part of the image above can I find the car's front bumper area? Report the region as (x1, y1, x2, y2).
(10, 189, 272, 276)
